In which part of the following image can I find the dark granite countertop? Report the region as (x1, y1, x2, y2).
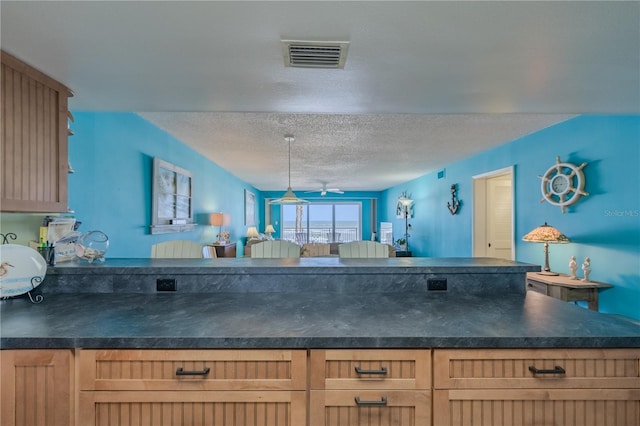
(47, 256, 539, 275)
(2, 291, 639, 349)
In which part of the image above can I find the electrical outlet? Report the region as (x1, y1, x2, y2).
(156, 278, 177, 291)
(427, 278, 447, 291)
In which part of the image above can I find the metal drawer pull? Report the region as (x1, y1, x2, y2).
(355, 366, 388, 375)
(354, 396, 387, 406)
(175, 367, 210, 376)
(528, 365, 566, 375)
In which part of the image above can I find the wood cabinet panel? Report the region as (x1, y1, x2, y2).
(80, 390, 306, 426)
(310, 349, 431, 390)
(79, 349, 307, 391)
(1, 349, 74, 426)
(433, 389, 640, 426)
(310, 390, 431, 426)
(434, 349, 640, 389)
(433, 349, 640, 426)
(1, 51, 70, 212)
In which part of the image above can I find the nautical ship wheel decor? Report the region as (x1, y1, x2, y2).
(539, 156, 588, 213)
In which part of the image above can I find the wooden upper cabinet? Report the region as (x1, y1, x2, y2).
(1, 50, 72, 212)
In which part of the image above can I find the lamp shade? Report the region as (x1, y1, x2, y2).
(246, 226, 259, 239)
(265, 224, 276, 234)
(209, 213, 224, 227)
(398, 196, 413, 207)
(522, 222, 570, 243)
(522, 222, 570, 275)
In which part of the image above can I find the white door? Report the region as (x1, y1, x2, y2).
(473, 167, 514, 260)
(486, 174, 513, 259)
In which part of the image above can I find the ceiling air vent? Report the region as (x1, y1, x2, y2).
(281, 40, 350, 69)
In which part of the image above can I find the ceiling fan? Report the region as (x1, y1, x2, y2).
(305, 183, 344, 196)
(269, 135, 309, 205)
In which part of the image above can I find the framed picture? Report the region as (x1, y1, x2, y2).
(150, 157, 195, 234)
(244, 189, 256, 225)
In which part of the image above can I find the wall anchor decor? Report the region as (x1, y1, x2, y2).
(447, 184, 461, 215)
(539, 156, 588, 213)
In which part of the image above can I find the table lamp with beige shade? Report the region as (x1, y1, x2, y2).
(245, 226, 259, 241)
(264, 224, 276, 240)
(522, 222, 570, 275)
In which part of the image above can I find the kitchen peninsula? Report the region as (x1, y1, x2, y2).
(2, 257, 639, 426)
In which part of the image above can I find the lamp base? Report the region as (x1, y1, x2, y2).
(536, 271, 559, 276)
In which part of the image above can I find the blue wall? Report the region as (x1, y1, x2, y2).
(382, 115, 640, 319)
(68, 112, 260, 257)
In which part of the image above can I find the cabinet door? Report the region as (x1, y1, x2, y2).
(1, 51, 70, 212)
(79, 390, 306, 426)
(433, 389, 640, 426)
(310, 390, 431, 426)
(1, 349, 74, 426)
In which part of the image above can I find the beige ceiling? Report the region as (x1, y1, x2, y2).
(2, 1, 637, 192)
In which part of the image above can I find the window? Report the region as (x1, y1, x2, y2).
(281, 203, 361, 244)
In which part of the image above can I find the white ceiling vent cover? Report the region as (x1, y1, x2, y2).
(282, 40, 350, 69)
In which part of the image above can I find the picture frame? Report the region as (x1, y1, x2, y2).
(150, 157, 195, 234)
(244, 189, 256, 225)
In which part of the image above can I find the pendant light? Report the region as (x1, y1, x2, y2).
(269, 135, 309, 204)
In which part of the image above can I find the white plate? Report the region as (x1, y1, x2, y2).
(0, 244, 47, 298)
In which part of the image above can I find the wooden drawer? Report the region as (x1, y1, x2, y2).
(79, 390, 306, 426)
(526, 279, 548, 295)
(310, 390, 431, 426)
(310, 349, 431, 390)
(434, 349, 640, 389)
(79, 349, 306, 391)
(433, 389, 640, 426)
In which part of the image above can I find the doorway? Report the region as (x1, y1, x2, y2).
(473, 166, 514, 260)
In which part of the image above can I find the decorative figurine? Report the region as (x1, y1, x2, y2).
(581, 257, 591, 282)
(569, 256, 577, 279)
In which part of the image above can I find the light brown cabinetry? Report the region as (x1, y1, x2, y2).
(1, 51, 72, 212)
(1, 349, 75, 426)
(433, 349, 640, 426)
(309, 349, 431, 426)
(77, 349, 307, 426)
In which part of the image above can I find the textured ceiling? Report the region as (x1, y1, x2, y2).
(140, 112, 574, 191)
(1, 1, 637, 192)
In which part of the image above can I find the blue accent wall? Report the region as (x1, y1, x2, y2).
(68, 112, 260, 257)
(382, 115, 640, 319)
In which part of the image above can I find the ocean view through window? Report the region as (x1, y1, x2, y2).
(281, 203, 361, 244)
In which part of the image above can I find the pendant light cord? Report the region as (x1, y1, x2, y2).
(288, 138, 291, 188)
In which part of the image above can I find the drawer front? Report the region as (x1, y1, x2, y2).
(310, 390, 430, 426)
(310, 349, 431, 390)
(433, 389, 640, 426)
(525, 279, 548, 295)
(79, 390, 306, 426)
(434, 349, 640, 389)
(79, 349, 306, 391)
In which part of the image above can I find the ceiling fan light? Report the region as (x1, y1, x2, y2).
(270, 187, 309, 204)
(269, 135, 309, 205)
